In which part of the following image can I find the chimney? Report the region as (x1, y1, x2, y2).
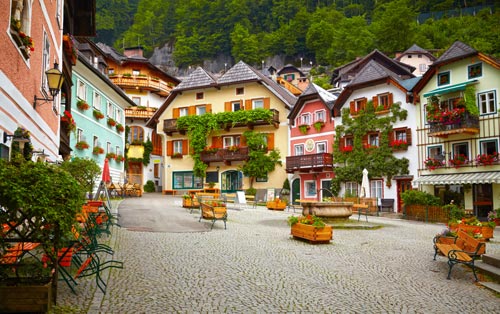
(124, 46, 144, 58)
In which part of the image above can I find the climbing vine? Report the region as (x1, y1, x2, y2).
(332, 102, 410, 196)
(176, 109, 275, 178)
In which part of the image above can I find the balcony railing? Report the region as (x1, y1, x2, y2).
(200, 147, 250, 165)
(109, 75, 174, 96)
(163, 109, 280, 135)
(285, 153, 334, 173)
(428, 113, 480, 137)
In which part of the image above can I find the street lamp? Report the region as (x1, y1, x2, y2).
(33, 63, 64, 109)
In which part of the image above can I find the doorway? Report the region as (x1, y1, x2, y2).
(292, 178, 301, 204)
(397, 179, 412, 213)
(221, 170, 242, 193)
(473, 184, 493, 220)
(127, 162, 143, 185)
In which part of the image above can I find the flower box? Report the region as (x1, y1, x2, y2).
(107, 118, 117, 127)
(93, 110, 104, 120)
(76, 100, 89, 111)
(75, 141, 89, 150)
(266, 200, 287, 210)
(0, 281, 53, 313)
(116, 124, 125, 133)
(449, 223, 494, 241)
(182, 198, 200, 208)
(290, 223, 333, 243)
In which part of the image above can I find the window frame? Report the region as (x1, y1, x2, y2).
(300, 113, 311, 125)
(77, 80, 86, 100)
(252, 98, 264, 109)
(172, 171, 203, 189)
(196, 92, 204, 100)
(93, 92, 101, 111)
(304, 180, 317, 198)
(370, 180, 383, 200)
(427, 145, 443, 159)
(452, 142, 469, 160)
(294, 144, 304, 156)
(179, 107, 189, 117)
(316, 141, 327, 153)
(314, 110, 326, 122)
(468, 63, 482, 79)
(345, 182, 358, 197)
(437, 71, 450, 86)
(196, 105, 206, 115)
(232, 101, 242, 112)
(478, 90, 496, 115)
(173, 140, 183, 154)
(479, 139, 498, 155)
(129, 126, 144, 143)
(223, 136, 241, 148)
(236, 87, 244, 95)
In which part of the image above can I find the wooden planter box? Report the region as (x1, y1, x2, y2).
(266, 201, 287, 211)
(450, 224, 494, 240)
(182, 198, 200, 208)
(0, 282, 52, 313)
(290, 223, 333, 244)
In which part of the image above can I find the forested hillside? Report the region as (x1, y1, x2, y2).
(95, 0, 499, 69)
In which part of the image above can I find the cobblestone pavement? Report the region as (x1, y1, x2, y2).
(57, 194, 500, 313)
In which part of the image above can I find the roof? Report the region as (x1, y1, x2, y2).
(348, 60, 401, 87)
(288, 83, 337, 120)
(174, 67, 218, 90)
(422, 80, 477, 98)
(434, 41, 477, 66)
(277, 64, 306, 77)
(395, 44, 436, 61)
(414, 172, 500, 185)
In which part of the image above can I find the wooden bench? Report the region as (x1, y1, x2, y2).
(433, 230, 485, 281)
(199, 200, 227, 230)
(353, 204, 369, 222)
(162, 189, 176, 195)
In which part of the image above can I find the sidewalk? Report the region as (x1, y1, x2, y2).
(56, 193, 500, 313)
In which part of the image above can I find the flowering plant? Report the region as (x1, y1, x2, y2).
(424, 157, 444, 170)
(61, 110, 76, 132)
(76, 99, 89, 110)
(298, 124, 310, 134)
(115, 155, 125, 162)
(75, 141, 89, 150)
(106, 152, 116, 159)
(203, 146, 218, 153)
(93, 110, 104, 120)
(107, 117, 117, 127)
(92, 147, 104, 155)
(475, 152, 498, 166)
(436, 228, 457, 238)
(287, 214, 325, 228)
(390, 139, 408, 149)
(18, 31, 34, 52)
(341, 145, 353, 153)
(448, 154, 468, 168)
(116, 123, 125, 133)
(313, 120, 325, 132)
(227, 145, 240, 152)
(172, 152, 183, 158)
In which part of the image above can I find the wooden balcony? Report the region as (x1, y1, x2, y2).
(276, 77, 303, 96)
(109, 75, 174, 96)
(428, 114, 480, 138)
(200, 147, 250, 165)
(285, 153, 334, 173)
(125, 107, 156, 119)
(163, 109, 280, 135)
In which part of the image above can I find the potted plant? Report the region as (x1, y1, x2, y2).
(107, 117, 117, 127)
(448, 154, 468, 168)
(93, 110, 104, 120)
(227, 145, 240, 152)
(106, 152, 116, 159)
(182, 194, 199, 208)
(76, 99, 89, 111)
(475, 152, 498, 166)
(488, 209, 500, 227)
(298, 124, 310, 135)
(424, 157, 444, 170)
(266, 197, 287, 211)
(93, 147, 104, 155)
(172, 152, 183, 159)
(203, 146, 218, 154)
(288, 214, 333, 243)
(116, 123, 125, 133)
(60, 110, 76, 134)
(313, 120, 325, 132)
(115, 155, 125, 162)
(390, 139, 408, 150)
(75, 141, 89, 150)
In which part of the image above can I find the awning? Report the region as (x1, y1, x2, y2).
(414, 172, 500, 185)
(423, 80, 477, 98)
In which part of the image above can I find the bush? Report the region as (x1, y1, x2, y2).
(245, 187, 256, 196)
(400, 190, 441, 206)
(143, 180, 155, 193)
(443, 204, 465, 222)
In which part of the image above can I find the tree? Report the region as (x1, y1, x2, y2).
(230, 23, 261, 65)
(240, 131, 282, 188)
(60, 157, 101, 199)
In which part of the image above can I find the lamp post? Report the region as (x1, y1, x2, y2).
(33, 63, 64, 109)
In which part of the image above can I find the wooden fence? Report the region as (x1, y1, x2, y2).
(403, 205, 448, 223)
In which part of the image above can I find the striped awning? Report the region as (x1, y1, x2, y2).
(423, 80, 477, 98)
(414, 172, 500, 185)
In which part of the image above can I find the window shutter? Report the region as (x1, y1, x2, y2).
(389, 131, 395, 147)
(212, 136, 223, 148)
(224, 101, 231, 112)
(263, 97, 271, 109)
(240, 135, 247, 146)
(339, 137, 345, 150)
(182, 139, 188, 155)
(188, 106, 196, 115)
(362, 135, 368, 148)
(406, 128, 412, 146)
(245, 99, 252, 110)
(350, 101, 355, 115)
(361, 98, 367, 110)
(267, 134, 275, 150)
(172, 108, 179, 118)
(372, 96, 378, 108)
(166, 141, 173, 156)
(388, 93, 394, 106)
(206, 104, 212, 113)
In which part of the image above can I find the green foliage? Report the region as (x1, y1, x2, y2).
(400, 190, 441, 206)
(444, 204, 465, 222)
(60, 157, 101, 198)
(464, 85, 479, 117)
(143, 180, 155, 192)
(143, 138, 153, 166)
(245, 187, 256, 196)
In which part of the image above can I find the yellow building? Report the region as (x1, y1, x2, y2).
(147, 61, 297, 194)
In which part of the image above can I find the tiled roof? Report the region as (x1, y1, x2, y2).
(348, 60, 400, 86)
(399, 76, 422, 91)
(218, 61, 261, 84)
(96, 43, 126, 62)
(395, 44, 436, 61)
(434, 41, 477, 65)
(174, 67, 217, 90)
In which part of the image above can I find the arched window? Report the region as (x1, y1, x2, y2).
(129, 126, 144, 143)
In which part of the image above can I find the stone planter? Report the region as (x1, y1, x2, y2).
(266, 200, 287, 211)
(0, 281, 53, 313)
(300, 202, 353, 219)
(290, 223, 332, 244)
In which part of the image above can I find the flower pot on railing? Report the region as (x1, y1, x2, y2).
(93, 110, 104, 120)
(76, 100, 89, 111)
(116, 124, 125, 133)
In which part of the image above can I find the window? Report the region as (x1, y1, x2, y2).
(437, 71, 450, 86)
(284, 74, 295, 82)
(42, 31, 50, 94)
(232, 101, 242, 111)
(129, 126, 144, 142)
(252, 99, 264, 109)
(196, 92, 204, 100)
(428, 145, 443, 159)
(77, 81, 86, 100)
(468, 63, 482, 79)
(316, 142, 327, 153)
(196, 105, 206, 115)
(173, 171, 203, 189)
(315, 110, 325, 122)
(116, 109, 122, 123)
(368, 134, 379, 147)
(107, 101, 113, 117)
(173, 140, 183, 154)
(370, 180, 383, 200)
(378, 94, 389, 108)
(154, 163, 160, 178)
(132, 69, 140, 76)
(305, 181, 317, 197)
(106, 142, 111, 154)
(108, 68, 115, 75)
(93, 92, 101, 110)
(93, 136, 99, 148)
(77, 129, 83, 142)
(236, 87, 244, 95)
(395, 129, 407, 142)
(478, 91, 496, 115)
(480, 139, 498, 155)
(132, 97, 140, 105)
(116, 146, 121, 156)
(223, 136, 240, 148)
(294, 144, 304, 156)
(179, 107, 188, 117)
(300, 113, 311, 125)
(452, 142, 469, 160)
(345, 182, 358, 197)
(345, 137, 353, 147)
(419, 64, 427, 72)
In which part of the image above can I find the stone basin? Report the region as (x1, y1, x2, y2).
(300, 202, 354, 219)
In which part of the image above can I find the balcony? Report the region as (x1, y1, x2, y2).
(125, 107, 156, 120)
(109, 75, 174, 96)
(163, 109, 280, 135)
(285, 153, 334, 173)
(200, 147, 250, 165)
(428, 113, 480, 137)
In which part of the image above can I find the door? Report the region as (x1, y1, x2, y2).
(127, 162, 143, 186)
(292, 178, 301, 204)
(473, 184, 492, 220)
(221, 170, 242, 193)
(397, 179, 412, 213)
